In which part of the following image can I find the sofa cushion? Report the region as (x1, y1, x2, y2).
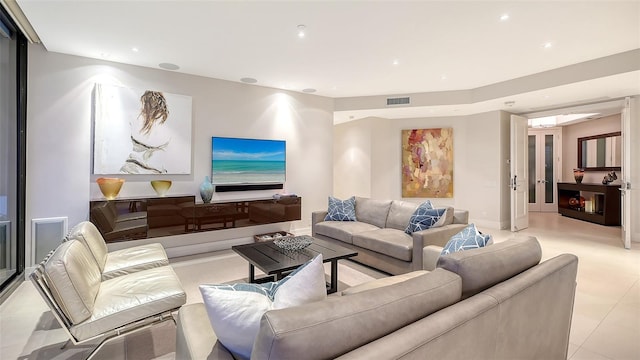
(353, 229, 413, 261)
(405, 206, 447, 234)
(68, 221, 110, 271)
(199, 255, 326, 360)
(252, 269, 462, 360)
(354, 197, 392, 228)
(342, 270, 429, 296)
(69, 265, 186, 341)
(43, 240, 101, 325)
(102, 243, 169, 280)
(314, 221, 379, 244)
(385, 200, 419, 230)
(437, 236, 542, 299)
(441, 223, 492, 256)
(325, 196, 357, 221)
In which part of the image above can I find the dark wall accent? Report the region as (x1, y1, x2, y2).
(215, 183, 284, 192)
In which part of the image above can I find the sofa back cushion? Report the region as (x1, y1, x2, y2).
(43, 240, 102, 324)
(68, 221, 109, 271)
(252, 268, 461, 360)
(439, 206, 454, 225)
(354, 197, 392, 228)
(437, 236, 542, 299)
(385, 200, 419, 230)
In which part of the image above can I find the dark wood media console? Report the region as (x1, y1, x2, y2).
(557, 183, 620, 226)
(89, 195, 301, 242)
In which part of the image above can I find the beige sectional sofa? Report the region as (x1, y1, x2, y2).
(176, 236, 578, 359)
(312, 197, 469, 274)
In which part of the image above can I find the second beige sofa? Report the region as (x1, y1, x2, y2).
(312, 197, 468, 274)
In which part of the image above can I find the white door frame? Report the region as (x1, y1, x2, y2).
(621, 97, 632, 249)
(511, 115, 529, 232)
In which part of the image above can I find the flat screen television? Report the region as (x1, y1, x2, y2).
(211, 137, 286, 185)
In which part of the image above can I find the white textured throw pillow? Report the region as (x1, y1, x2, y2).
(199, 254, 327, 359)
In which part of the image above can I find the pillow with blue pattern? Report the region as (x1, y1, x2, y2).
(199, 254, 326, 359)
(324, 196, 357, 221)
(441, 223, 492, 256)
(404, 202, 446, 234)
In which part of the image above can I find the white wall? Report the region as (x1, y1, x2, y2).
(25, 45, 334, 264)
(333, 110, 509, 232)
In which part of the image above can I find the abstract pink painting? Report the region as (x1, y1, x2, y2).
(401, 128, 453, 198)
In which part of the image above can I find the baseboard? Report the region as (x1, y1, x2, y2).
(470, 219, 504, 230)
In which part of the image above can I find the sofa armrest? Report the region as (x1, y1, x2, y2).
(422, 245, 443, 271)
(176, 303, 235, 360)
(411, 224, 466, 271)
(453, 209, 469, 224)
(312, 210, 328, 235)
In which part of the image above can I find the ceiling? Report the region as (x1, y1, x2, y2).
(11, 1, 640, 122)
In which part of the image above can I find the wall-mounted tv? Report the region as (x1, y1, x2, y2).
(211, 137, 286, 186)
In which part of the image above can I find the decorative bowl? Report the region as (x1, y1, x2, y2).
(274, 235, 313, 251)
(151, 180, 172, 196)
(96, 177, 124, 200)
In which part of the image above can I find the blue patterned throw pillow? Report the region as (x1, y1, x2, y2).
(405, 202, 446, 234)
(441, 223, 492, 256)
(325, 196, 357, 221)
(421, 199, 434, 209)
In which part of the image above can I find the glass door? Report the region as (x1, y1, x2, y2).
(528, 129, 562, 212)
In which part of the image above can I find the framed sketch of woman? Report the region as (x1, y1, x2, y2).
(93, 83, 192, 175)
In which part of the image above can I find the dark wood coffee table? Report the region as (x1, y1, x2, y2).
(232, 237, 357, 294)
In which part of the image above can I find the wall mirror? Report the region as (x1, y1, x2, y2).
(577, 131, 622, 171)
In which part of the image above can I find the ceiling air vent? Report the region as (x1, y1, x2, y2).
(387, 97, 410, 106)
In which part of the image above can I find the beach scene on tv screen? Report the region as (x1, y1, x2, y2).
(212, 137, 286, 184)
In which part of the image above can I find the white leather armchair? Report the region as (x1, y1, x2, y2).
(30, 239, 186, 359)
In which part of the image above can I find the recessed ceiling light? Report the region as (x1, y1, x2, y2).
(500, 14, 509, 21)
(440, 74, 447, 80)
(159, 63, 180, 70)
(392, 59, 399, 66)
(297, 24, 306, 38)
(131, 47, 139, 52)
(240, 77, 258, 84)
(543, 42, 553, 49)
(302, 88, 316, 93)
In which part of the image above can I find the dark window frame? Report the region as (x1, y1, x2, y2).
(0, 5, 27, 296)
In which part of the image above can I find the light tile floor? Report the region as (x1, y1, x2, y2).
(488, 212, 640, 360)
(0, 212, 639, 359)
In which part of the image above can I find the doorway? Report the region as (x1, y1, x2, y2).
(528, 128, 561, 212)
